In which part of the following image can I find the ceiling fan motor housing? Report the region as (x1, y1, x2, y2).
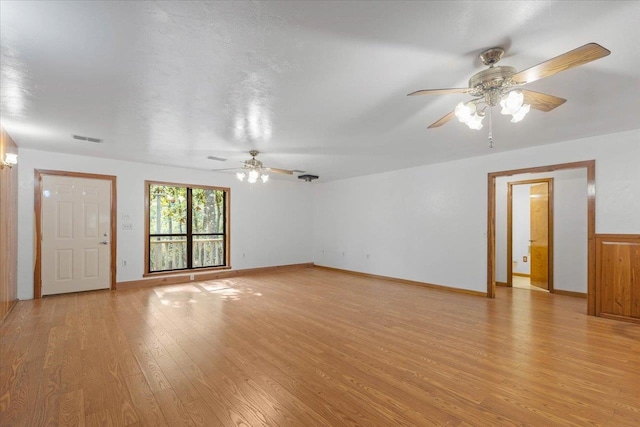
(469, 66, 517, 105)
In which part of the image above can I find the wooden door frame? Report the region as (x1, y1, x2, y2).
(507, 178, 554, 291)
(34, 169, 117, 298)
(487, 160, 596, 315)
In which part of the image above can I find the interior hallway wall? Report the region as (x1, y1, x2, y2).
(313, 129, 640, 293)
(511, 184, 531, 276)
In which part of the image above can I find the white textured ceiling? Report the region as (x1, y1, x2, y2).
(2, 1, 639, 181)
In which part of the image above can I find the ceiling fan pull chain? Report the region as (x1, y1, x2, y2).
(488, 107, 494, 148)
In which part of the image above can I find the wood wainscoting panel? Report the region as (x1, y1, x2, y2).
(596, 234, 640, 323)
(0, 126, 18, 323)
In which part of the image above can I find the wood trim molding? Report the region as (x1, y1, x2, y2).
(117, 262, 314, 290)
(507, 178, 554, 291)
(554, 289, 587, 298)
(34, 170, 117, 298)
(586, 163, 596, 315)
(496, 281, 510, 287)
(594, 234, 640, 240)
(314, 265, 487, 297)
(143, 265, 232, 278)
(598, 313, 640, 325)
(0, 126, 18, 323)
(0, 300, 18, 325)
(487, 160, 596, 315)
(487, 172, 496, 298)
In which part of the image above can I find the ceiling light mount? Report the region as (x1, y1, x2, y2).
(479, 47, 505, 67)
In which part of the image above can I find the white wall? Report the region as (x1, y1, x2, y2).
(495, 169, 588, 292)
(511, 184, 531, 275)
(313, 129, 640, 293)
(16, 129, 640, 299)
(17, 149, 314, 300)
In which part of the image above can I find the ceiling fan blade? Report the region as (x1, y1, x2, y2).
(428, 110, 456, 129)
(521, 90, 566, 112)
(512, 43, 610, 85)
(265, 167, 294, 175)
(407, 88, 471, 96)
(212, 167, 243, 172)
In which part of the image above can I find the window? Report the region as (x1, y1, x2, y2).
(145, 181, 230, 274)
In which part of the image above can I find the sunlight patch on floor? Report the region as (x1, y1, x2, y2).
(512, 275, 548, 292)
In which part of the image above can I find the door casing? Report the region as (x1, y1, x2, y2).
(34, 169, 117, 298)
(487, 160, 596, 315)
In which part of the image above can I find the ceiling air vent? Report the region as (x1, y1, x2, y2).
(72, 134, 103, 143)
(207, 156, 227, 162)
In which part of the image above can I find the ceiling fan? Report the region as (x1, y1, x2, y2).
(213, 150, 294, 183)
(408, 43, 610, 146)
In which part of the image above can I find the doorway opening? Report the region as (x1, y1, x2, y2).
(487, 160, 596, 315)
(508, 178, 553, 293)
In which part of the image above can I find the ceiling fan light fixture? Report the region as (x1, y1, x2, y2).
(221, 151, 293, 184)
(466, 112, 484, 130)
(510, 103, 531, 123)
(455, 101, 476, 123)
(247, 169, 260, 183)
(500, 90, 523, 115)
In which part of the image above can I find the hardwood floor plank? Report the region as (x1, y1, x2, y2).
(29, 364, 63, 426)
(153, 388, 195, 427)
(122, 373, 167, 427)
(154, 352, 201, 405)
(182, 398, 224, 427)
(59, 389, 86, 427)
(85, 409, 114, 427)
(2, 268, 640, 426)
(101, 380, 139, 427)
(0, 357, 43, 426)
(128, 336, 171, 393)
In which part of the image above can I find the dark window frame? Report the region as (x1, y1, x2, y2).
(144, 180, 231, 276)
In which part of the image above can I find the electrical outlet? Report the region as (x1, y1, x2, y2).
(190, 274, 195, 281)
(523, 256, 528, 262)
(122, 260, 127, 267)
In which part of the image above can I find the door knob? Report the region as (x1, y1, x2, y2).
(99, 241, 109, 245)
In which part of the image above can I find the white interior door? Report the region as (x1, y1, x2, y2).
(41, 175, 112, 296)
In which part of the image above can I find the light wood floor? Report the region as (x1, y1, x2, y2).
(1, 267, 639, 426)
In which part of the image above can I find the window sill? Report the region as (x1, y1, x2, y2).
(143, 265, 232, 278)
